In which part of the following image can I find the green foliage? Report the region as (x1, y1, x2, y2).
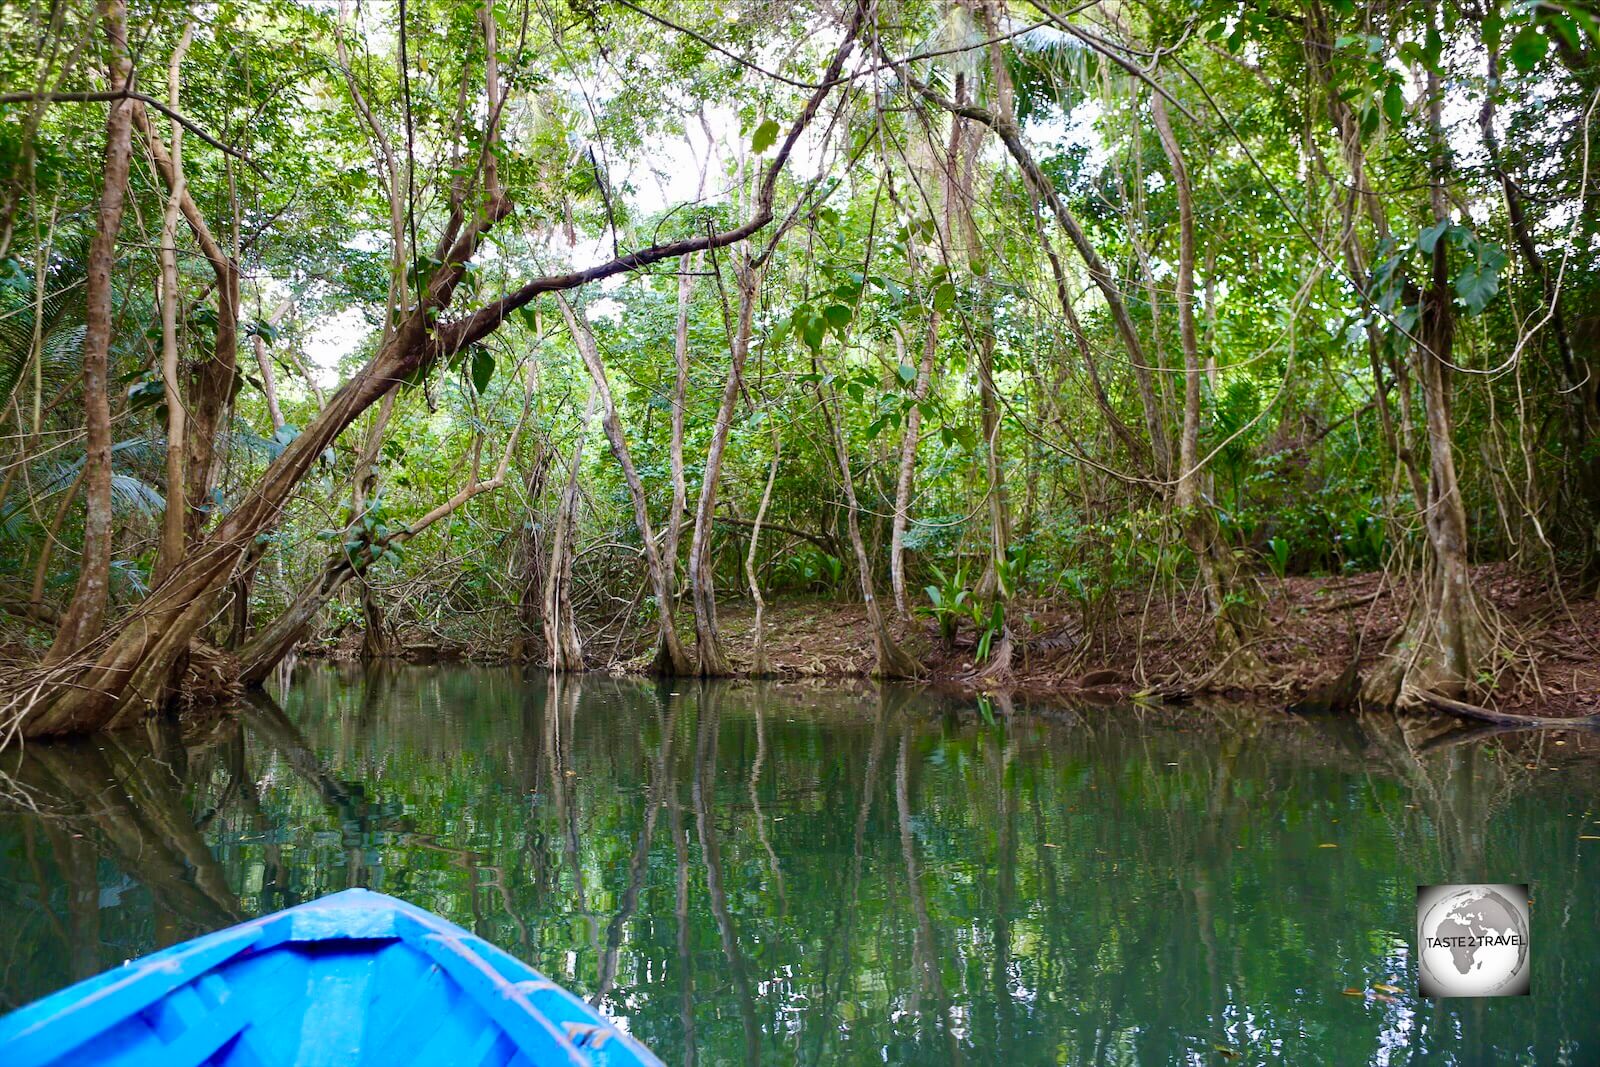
(920, 564, 972, 649)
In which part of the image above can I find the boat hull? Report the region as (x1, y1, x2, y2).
(0, 888, 663, 1067)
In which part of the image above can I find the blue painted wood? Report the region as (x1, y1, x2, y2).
(0, 889, 664, 1067)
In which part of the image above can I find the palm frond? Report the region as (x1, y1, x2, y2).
(110, 473, 165, 519)
(0, 251, 88, 408)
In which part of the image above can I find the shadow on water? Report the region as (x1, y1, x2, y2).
(2, 663, 1598, 1065)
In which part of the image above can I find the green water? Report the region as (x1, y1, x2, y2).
(2, 666, 1597, 1065)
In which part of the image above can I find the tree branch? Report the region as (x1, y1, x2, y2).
(0, 90, 263, 172)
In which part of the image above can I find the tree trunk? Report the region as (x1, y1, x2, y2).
(545, 392, 593, 673)
(745, 427, 781, 676)
(225, 540, 266, 649)
(972, 328, 1010, 600)
(44, 0, 134, 666)
(152, 23, 192, 589)
(815, 374, 920, 679)
(1151, 91, 1260, 676)
(891, 312, 937, 620)
(359, 584, 392, 660)
(252, 298, 293, 433)
(350, 389, 398, 661)
(131, 103, 240, 551)
(687, 261, 761, 675)
(514, 444, 551, 661)
(556, 295, 693, 674)
(238, 554, 358, 686)
(666, 251, 699, 581)
(1363, 24, 1491, 705)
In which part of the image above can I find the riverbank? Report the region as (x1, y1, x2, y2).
(708, 565, 1600, 716)
(312, 563, 1599, 718)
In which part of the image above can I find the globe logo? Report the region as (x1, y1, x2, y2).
(1416, 883, 1531, 997)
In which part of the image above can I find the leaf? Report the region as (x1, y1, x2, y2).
(822, 303, 853, 332)
(126, 376, 166, 410)
(1422, 25, 1443, 71)
(933, 281, 957, 313)
(1341, 987, 1365, 997)
(1417, 220, 1450, 254)
(1382, 82, 1404, 125)
(470, 347, 495, 395)
(751, 118, 780, 154)
(1454, 242, 1506, 315)
(898, 362, 917, 384)
(1508, 24, 1549, 72)
(1547, 12, 1581, 52)
(798, 310, 826, 353)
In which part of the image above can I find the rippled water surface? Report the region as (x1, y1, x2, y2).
(3, 665, 1597, 1065)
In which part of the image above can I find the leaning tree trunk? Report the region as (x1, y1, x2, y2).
(686, 260, 761, 675)
(556, 295, 693, 674)
(239, 385, 533, 686)
(44, 0, 134, 667)
(238, 554, 359, 686)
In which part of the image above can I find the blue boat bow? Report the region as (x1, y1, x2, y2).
(0, 888, 664, 1067)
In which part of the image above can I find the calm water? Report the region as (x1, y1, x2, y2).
(2, 666, 1597, 1065)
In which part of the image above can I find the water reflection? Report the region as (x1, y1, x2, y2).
(2, 665, 1597, 1065)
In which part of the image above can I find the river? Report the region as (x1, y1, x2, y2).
(2, 665, 1596, 1064)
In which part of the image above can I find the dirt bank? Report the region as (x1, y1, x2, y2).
(300, 563, 1598, 720)
(699, 564, 1600, 718)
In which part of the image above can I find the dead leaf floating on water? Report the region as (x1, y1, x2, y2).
(1373, 983, 1402, 995)
(1341, 987, 1365, 997)
(1213, 1045, 1240, 1060)
(1318, 843, 1338, 849)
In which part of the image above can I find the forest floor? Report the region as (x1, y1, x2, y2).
(698, 564, 1600, 718)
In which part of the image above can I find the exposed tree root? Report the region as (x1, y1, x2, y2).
(1413, 690, 1600, 729)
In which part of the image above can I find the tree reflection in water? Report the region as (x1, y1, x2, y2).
(2, 664, 1597, 1065)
